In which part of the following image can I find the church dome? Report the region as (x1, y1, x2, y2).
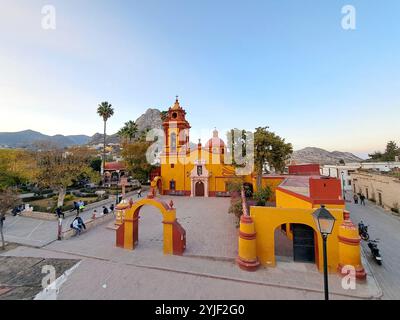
(205, 129, 225, 152)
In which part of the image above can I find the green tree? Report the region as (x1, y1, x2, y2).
(97, 102, 114, 175)
(35, 147, 100, 207)
(253, 186, 273, 206)
(160, 111, 168, 121)
(0, 150, 36, 188)
(122, 141, 154, 184)
(253, 127, 293, 189)
(368, 151, 384, 161)
(118, 120, 138, 143)
(226, 129, 248, 167)
(384, 141, 399, 161)
(90, 158, 102, 173)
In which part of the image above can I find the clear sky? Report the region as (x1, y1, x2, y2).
(1, 0, 399, 158)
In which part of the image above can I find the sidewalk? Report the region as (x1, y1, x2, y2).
(3, 189, 148, 248)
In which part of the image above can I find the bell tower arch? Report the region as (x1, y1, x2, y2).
(162, 97, 191, 156)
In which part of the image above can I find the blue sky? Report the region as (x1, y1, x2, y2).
(0, 0, 399, 157)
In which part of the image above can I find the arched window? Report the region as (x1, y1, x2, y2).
(170, 133, 177, 152)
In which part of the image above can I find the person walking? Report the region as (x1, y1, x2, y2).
(73, 201, 79, 214)
(103, 206, 109, 215)
(55, 207, 65, 219)
(360, 193, 366, 206)
(353, 194, 359, 204)
(137, 188, 142, 198)
(110, 204, 115, 214)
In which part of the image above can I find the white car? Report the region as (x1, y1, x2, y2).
(130, 179, 141, 188)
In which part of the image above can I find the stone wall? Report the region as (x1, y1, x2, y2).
(62, 213, 115, 240)
(20, 211, 58, 221)
(352, 172, 400, 212)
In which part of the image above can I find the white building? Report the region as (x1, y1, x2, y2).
(320, 165, 359, 191)
(321, 161, 400, 192)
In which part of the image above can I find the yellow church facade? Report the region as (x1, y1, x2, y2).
(158, 98, 251, 197)
(127, 98, 366, 279)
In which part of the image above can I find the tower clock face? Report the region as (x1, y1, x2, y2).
(172, 112, 178, 119)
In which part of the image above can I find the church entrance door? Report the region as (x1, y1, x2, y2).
(195, 181, 205, 197)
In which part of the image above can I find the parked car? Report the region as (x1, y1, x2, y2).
(130, 179, 141, 188)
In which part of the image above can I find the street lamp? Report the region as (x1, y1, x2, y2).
(312, 205, 336, 301)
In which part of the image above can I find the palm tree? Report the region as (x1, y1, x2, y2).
(97, 102, 114, 176)
(117, 127, 129, 144)
(124, 121, 139, 142)
(118, 121, 138, 143)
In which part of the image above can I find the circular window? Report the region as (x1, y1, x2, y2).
(172, 112, 178, 119)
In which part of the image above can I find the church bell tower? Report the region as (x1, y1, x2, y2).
(162, 97, 191, 155)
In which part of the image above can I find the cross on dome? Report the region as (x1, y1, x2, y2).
(172, 96, 181, 110)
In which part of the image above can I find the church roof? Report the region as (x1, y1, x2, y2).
(104, 162, 126, 171)
(171, 97, 182, 110)
(205, 129, 226, 148)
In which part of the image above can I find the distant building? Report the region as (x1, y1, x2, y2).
(321, 162, 400, 192)
(352, 171, 400, 212)
(103, 161, 127, 185)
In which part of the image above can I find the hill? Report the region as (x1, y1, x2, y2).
(0, 130, 91, 149)
(291, 147, 363, 165)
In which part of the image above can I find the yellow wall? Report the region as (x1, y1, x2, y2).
(276, 189, 346, 210)
(276, 189, 313, 209)
(250, 206, 344, 273)
(161, 147, 241, 193)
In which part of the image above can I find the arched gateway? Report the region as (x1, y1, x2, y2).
(115, 198, 186, 255)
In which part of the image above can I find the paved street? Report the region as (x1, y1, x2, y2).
(346, 193, 400, 300)
(3, 190, 143, 247)
(1, 195, 381, 300)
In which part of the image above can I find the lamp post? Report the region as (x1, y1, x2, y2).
(312, 205, 336, 301)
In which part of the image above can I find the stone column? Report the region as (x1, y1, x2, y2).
(337, 211, 367, 280)
(236, 215, 260, 271)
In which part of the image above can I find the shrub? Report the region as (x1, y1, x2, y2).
(64, 194, 74, 202)
(61, 204, 74, 212)
(253, 186, 272, 206)
(228, 198, 243, 227)
(226, 179, 243, 193)
(22, 195, 45, 202)
(32, 205, 49, 212)
(40, 189, 54, 195)
(392, 203, 399, 214)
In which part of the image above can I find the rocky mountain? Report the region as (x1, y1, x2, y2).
(0, 130, 91, 149)
(88, 108, 163, 145)
(291, 147, 363, 165)
(136, 108, 163, 133)
(0, 108, 165, 149)
(87, 133, 120, 145)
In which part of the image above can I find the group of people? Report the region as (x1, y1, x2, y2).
(353, 193, 366, 206)
(101, 203, 115, 215)
(73, 200, 85, 214)
(56, 189, 144, 237)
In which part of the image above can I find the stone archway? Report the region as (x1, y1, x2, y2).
(268, 219, 321, 270)
(116, 198, 186, 255)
